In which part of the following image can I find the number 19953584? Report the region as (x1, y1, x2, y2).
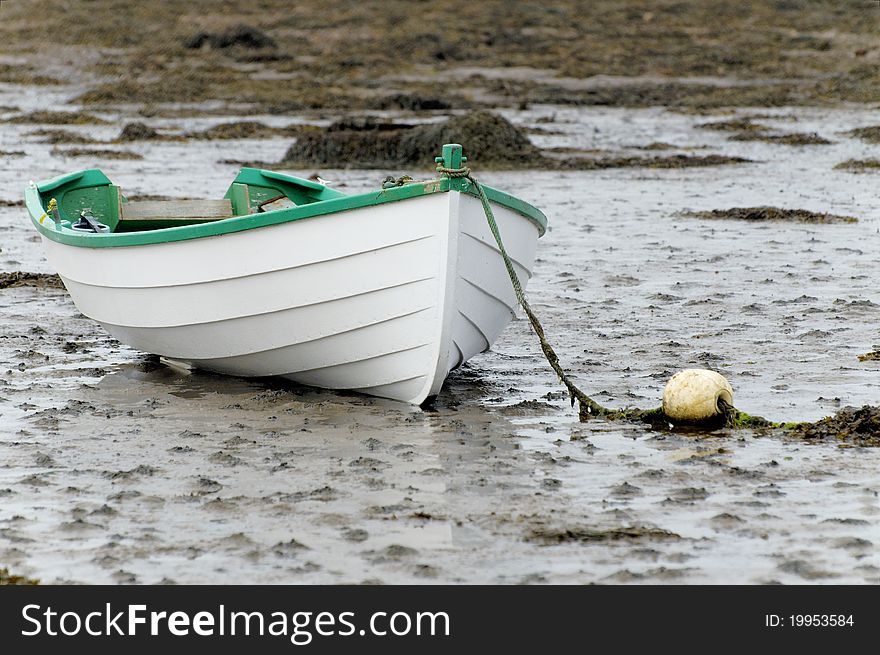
(765, 614, 854, 627)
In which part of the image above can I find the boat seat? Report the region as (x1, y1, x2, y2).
(121, 199, 235, 221)
(258, 194, 297, 212)
(115, 182, 252, 229)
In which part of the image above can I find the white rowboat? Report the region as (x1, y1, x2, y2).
(27, 144, 546, 404)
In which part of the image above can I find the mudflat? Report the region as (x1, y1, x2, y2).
(0, 0, 878, 584)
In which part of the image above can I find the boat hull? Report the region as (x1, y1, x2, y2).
(42, 190, 539, 404)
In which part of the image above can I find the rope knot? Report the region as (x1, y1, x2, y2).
(435, 164, 471, 179)
(381, 175, 414, 189)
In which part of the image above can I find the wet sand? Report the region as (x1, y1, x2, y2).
(2, 86, 879, 582)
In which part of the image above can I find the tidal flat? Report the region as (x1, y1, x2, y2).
(1, 0, 878, 584)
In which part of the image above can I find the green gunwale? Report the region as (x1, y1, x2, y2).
(26, 168, 547, 248)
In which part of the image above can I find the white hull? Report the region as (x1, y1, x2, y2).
(42, 191, 539, 404)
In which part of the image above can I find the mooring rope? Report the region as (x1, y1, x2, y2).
(428, 157, 833, 431)
(437, 163, 610, 420)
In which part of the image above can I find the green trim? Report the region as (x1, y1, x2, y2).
(106, 184, 122, 231)
(226, 182, 251, 216)
(466, 181, 545, 231)
(231, 168, 348, 205)
(27, 168, 547, 249)
(37, 169, 112, 194)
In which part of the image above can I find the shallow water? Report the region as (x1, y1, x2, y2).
(1, 89, 879, 583)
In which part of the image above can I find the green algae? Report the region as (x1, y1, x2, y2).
(834, 159, 880, 172)
(0, 567, 39, 585)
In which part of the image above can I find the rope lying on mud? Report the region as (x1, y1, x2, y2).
(438, 164, 781, 429)
(447, 168, 800, 430)
(438, 163, 610, 421)
(431, 161, 877, 440)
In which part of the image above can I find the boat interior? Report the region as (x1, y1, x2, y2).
(37, 168, 348, 233)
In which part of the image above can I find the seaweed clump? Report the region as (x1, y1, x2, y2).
(283, 111, 749, 171)
(845, 126, 880, 143)
(4, 110, 107, 125)
(0, 568, 39, 585)
(729, 131, 832, 145)
(282, 111, 542, 169)
(188, 121, 307, 140)
(565, 154, 749, 170)
(696, 119, 831, 145)
(598, 403, 779, 432)
(0, 272, 64, 289)
(790, 406, 880, 447)
(834, 159, 880, 172)
(371, 93, 453, 111)
(529, 525, 680, 544)
(697, 118, 769, 132)
(684, 207, 858, 224)
(51, 147, 143, 160)
(26, 128, 97, 144)
(183, 25, 276, 50)
(117, 122, 161, 141)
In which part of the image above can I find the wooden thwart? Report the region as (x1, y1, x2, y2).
(258, 194, 297, 213)
(121, 199, 234, 221)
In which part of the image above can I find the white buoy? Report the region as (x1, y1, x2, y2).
(662, 369, 733, 423)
